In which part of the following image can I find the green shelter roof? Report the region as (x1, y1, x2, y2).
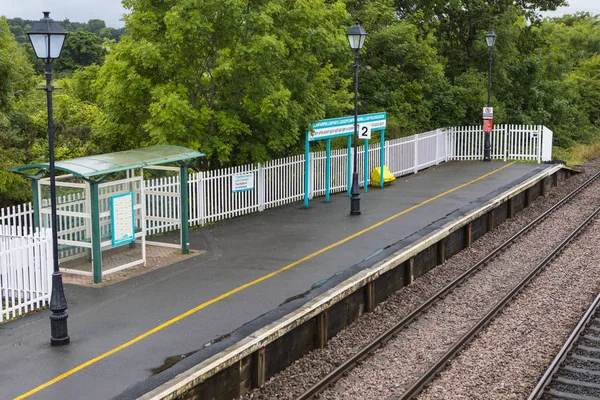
(10, 145, 205, 180)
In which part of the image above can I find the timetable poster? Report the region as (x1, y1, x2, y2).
(110, 192, 135, 246)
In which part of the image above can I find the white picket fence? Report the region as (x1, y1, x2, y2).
(0, 123, 553, 317)
(0, 227, 53, 323)
(0, 123, 553, 245)
(190, 155, 307, 226)
(447, 124, 552, 162)
(0, 203, 35, 237)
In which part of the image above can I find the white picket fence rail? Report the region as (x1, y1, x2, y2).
(0, 123, 553, 316)
(446, 124, 552, 162)
(0, 123, 553, 247)
(1, 227, 53, 323)
(0, 203, 35, 237)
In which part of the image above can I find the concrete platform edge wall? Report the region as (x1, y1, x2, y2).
(139, 164, 572, 400)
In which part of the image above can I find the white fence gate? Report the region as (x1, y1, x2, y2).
(446, 124, 552, 163)
(1, 228, 53, 323)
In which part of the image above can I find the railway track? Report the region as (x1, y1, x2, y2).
(529, 293, 600, 400)
(296, 170, 600, 400)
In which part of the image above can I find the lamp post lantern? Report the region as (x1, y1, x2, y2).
(347, 23, 367, 216)
(27, 11, 70, 346)
(483, 27, 496, 162)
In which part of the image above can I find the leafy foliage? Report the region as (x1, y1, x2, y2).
(0, 17, 108, 206)
(54, 31, 107, 72)
(6, 17, 125, 44)
(96, 0, 351, 166)
(359, 19, 457, 136)
(0, 17, 37, 206)
(2, 5, 600, 207)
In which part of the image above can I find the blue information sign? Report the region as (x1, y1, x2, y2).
(110, 192, 135, 247)
(308, 112, 387, 141)
(304, 112, 387, 207)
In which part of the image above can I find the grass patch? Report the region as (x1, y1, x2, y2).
(553, 142, 600, 166)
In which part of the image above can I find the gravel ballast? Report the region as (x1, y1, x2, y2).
(417, 212, 600, 399)
(240, 160, 600, 400)
(318, 168, 600, 399)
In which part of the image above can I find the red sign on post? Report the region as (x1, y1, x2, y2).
(483, 119, 493, 133)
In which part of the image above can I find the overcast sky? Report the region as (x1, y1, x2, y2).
(2, 0, 600, 29)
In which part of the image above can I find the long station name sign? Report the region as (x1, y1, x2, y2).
(308, 112, 386, 141)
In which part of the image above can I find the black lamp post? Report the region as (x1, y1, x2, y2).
(27, 12, 70, 346)
(347, 23, 367, 216)
(483, 27, 497, 162)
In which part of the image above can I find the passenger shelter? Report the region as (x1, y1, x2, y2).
(10, 145, 205, 283)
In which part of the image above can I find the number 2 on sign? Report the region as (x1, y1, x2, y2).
(359, 124, 371, 139)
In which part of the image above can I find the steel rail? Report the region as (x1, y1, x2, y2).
(399, 205, 600, 399)
(296, 170, 600, 400)
(527, 293, 600, 399)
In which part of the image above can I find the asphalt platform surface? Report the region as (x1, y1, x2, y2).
(0, 161, 556, 400)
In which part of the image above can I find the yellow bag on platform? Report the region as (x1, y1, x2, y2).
(370, 166, 396, 186)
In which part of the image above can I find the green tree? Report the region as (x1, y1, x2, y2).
(54, 31, 107, 72)
(567, 55, 600, 127)
(59, 19, 88, 33)
(0, 17, 38, 206)
(87, 19, 106, 35)
(359, 21, 458, 136)
(0, 17, 111, 207)
(0, 18, 35, 111)
(95, 0, 351, 165)
(6, 17, 30, 43)
(24, 86, 107, 161)
(392, 0, 567, 78)
(507, 14, 600, 146)
(99, 27, 124, 41)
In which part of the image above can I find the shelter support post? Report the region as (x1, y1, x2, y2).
(140, 168, 147, 265)
(32, 179, 40, 230)
(380, 130, 385, 188)
(128, 170, 136, 249)
(304, 132, 309, 208)
(364, 139, 369, 192)
(325, 139, 331, 202)
(180, 164, 190, 254)
(85, 184, 92, 261)
(347, 136, 352, 196)
(90, 181, 102, 283)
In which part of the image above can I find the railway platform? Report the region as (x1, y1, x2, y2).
(0, 160, 570, 400)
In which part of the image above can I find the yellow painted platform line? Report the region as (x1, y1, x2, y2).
(15, 162, 516, 400)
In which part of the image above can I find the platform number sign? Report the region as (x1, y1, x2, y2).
(358, 124, 371, 140)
